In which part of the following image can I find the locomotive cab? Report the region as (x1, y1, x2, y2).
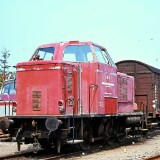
(16, 41, 118, 116)
(0, 41, 143, 153)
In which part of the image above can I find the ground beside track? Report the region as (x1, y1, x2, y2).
(69, 131, 160, 160)
(0, 142, 29, 157)
(0, 131, 160, 160)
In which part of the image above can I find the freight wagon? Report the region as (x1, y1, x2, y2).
(116, 60, 160, 128)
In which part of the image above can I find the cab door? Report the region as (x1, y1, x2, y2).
(93, 46, 117, 114)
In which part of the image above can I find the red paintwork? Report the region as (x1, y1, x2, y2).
(105, 97, 117, 114)
(15, 41, 135, 116)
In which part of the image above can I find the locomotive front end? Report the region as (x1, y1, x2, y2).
(0, 43, 81, 152)
(14, 60, 78, 152)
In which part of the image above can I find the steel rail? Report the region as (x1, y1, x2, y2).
(144, 153, 160, 160)
(38, 149, 87, 160)
(0, 148, 42, 160)
(0, 152, 29, 160)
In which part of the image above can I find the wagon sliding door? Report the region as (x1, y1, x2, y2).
(135, 94, 148, 115)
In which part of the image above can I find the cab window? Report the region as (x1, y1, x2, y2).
(93, 46, 115, 66)
(33, 47, 55, 60)
(1, 81, 16, 95)
(2, 83, 10, 94)
(63, 45, 93, 62)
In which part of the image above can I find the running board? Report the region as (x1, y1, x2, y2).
(140, 129, 148, 132)
(67, 140, 83, 144)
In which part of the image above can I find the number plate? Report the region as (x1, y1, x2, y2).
(32, 91, 42, 111)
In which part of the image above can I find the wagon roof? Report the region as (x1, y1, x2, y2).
(116, 60, 160, 75)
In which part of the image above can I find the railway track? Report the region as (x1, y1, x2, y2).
(0, 148, 83, 160)
(0, 149, 37, 160)
(144, 153, 160, 160)
(0, 130, 160, 160)
(0, 153, 71, 160)
(0, 141, 129, 160)
(0, 139, 144, 160)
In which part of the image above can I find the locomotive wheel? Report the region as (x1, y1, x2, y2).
(105, 127, 115, 145)
(116, 126, 125, 143)
(116, 133, 125, 143)
(39, 139, 52, 149)
(104, 121, 115, 145)
(78, 124, 91, 151)
(79, 140, 90, 151)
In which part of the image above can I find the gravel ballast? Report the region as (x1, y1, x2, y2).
(0, 133, 160, 160)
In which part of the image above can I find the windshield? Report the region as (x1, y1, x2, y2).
(1, 81, 16, 95)
(93, 45, 116, 66)
(32, 47, 55, 60)
(63, 45, 93, 62)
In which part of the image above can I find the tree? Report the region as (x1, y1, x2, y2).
(0, 48, 11, 82)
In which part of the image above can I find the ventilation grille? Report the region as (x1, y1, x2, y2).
(118, 77, 128, 101)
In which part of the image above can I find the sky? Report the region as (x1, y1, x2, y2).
(0, 0, 160, 71)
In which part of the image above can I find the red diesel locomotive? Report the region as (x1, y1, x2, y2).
(0, 41, 143, 153)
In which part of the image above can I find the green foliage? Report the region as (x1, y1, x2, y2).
(0, 48, 11, 84)
(0, 76, 3, 87)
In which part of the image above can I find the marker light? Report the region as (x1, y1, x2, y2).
(58, 100, 64, 106)
(58, 100, 65, 112)
(12, 101, 17, 107)
(69, 40, 79, 44)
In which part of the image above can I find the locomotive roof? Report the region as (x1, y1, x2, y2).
(116, 60, 160, 75)
(37, 41, 106, 49)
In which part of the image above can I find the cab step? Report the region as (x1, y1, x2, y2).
(140, 128, 148, 132)
(67, 139, 83, 144)
(148, 122, 158, 128)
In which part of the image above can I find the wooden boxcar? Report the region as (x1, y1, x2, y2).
(116, 60, 160, 120)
